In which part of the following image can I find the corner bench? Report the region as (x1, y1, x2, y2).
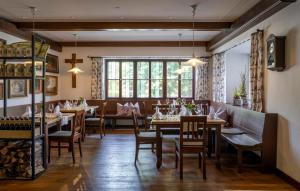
(212, 103, 278, 173)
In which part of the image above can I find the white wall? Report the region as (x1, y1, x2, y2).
(59, 46, 209, 100)
(0, 32, 61, 108)
(214, 1, 300, 182)
(225, 51, 250, 103)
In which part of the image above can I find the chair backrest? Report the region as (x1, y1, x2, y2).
(180, 116, 208, 147)
(132, 111, 140, 137)
(101, 102, 107, 118)
(72, 109, 85, 136)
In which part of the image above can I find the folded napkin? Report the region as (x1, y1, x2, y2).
(179, 105, 187, 116)
(22, 106, 32, 117)
(61, 116, 69, 126)
(54, 105, 62, 117)
(64, 101, 71, 109)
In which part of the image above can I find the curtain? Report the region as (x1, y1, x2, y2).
(91, 57, 104, 99)
(195, 58, 210, 100)
(250, 30, 264, 112)
(212, 52, 226, 103)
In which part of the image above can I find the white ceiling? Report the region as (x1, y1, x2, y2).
(0, 0, 259, 22)
(36, 30, 220, 42)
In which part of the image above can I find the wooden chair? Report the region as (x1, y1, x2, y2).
(85, 102, 107, 139)
(132, 111, 161, 164)
(48, 110, 84, 163)
(175, 116, 208, 180)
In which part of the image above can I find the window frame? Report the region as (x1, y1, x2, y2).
(105, 59, 195, 99)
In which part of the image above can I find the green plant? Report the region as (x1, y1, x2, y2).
(185, 103, 194, 112)
(79, 97, 84, 104)
(233, 88, 241, 99)
(176, 98, 182, 104)
(239, 72, 247, 98)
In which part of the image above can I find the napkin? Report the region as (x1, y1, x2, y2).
(208, 106, 215, 119)
(61, 116, 68, 126)
(64, 101, 71, 109)
(22, 106, 32, 117)
(179, 105, 187, 116)
(54, 105, 62, 117)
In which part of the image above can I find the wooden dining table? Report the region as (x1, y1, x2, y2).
(151, 115, 226, 169)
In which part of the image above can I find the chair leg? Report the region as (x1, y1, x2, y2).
(48, 140, 51, 163)
(237, 149, 243, 173)
(99, 124, 103, 139)
(198, 153, 202, 169)
(135, 142, 139, 163)
(71, 142, 75, 163)
(180, 151, 183, 180)
(78, 138, 83, 157)
(58, 141, 61, 156)
(202, 152, 206, 180)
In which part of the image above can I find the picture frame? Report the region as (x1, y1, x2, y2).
(29, 79, 43, 94)
(46, 75, 58, 95)
(0, 83, 4, 100)
(8, 79, 27, 98)
(46, 54, 59, 73)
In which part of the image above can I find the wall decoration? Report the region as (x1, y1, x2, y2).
(46, 54, 59, 73)
(14, 64, 25, 77)
(8, 80, 27, 98)
(267, 34, 286, 71)
(0, 83, 4, 100)
(29, 79, 43, 94)
(46, 75, 58, 95)
(5, 64, 15, 77)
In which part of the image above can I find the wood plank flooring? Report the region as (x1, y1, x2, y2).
(0, 131, 295, 191)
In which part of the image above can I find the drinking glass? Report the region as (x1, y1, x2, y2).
(48, 104, 54, 113)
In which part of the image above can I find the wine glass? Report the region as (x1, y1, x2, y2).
(48, 104, 54, 113)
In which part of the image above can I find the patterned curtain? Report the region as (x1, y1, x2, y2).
(250, 30, 264, 112)
(91, 57, 104, 99)
(212, 52, 226, 103)
(195, 58, 209, 100)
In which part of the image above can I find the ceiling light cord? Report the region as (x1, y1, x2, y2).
(191, 4, 197, 57)
(30, 7, 36, 34)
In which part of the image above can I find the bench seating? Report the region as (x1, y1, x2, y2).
(212, 102, 278, 172)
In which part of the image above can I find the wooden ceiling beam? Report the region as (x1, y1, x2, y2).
(207, 0, 297, 51)
(60, 41, 207, 47)
(0, 19, 62, 52)
(14, 22, 231, 31)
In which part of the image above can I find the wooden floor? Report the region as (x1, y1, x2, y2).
(0, 131, 295, 191)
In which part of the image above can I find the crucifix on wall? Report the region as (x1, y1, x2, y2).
(65, 53, 83, 88)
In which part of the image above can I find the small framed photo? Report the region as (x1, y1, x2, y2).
(29, 79, 43, 94)
(8, 79, 27, 98)
(46, 54, 59, 73)
(46, 75, 58, 95)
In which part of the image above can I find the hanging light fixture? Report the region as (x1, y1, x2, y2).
(175, 33, 184, 75)
(68, 34, 84, 74)
(184, 4, 206, 67)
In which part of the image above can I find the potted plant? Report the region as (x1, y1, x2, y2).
(239, 72, 248, 106)
(185, 103, 194, 116)
(233, 88, 243, 106)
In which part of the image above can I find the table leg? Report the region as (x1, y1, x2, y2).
(215, 124, 221, 168)
(156, 125, 162, 169)
(208, 128, 212, 157)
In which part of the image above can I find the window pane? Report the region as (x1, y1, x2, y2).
(167, 61, 179, 79)
(137, 62, 149, 79)
(137, 80, 149, 98)
(108, 80, 119, 97)
(167, 79, 178, 97)
(181, 65, 193, 79)
(151, 61, 163, 79)
(181, 80, 193, 97)
(122, 80, 134, 97)
(107, 61, 119, 79)
(122, 61, 134, 79)
(151, 80, 163, 98)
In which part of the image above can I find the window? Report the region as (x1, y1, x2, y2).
(105, 59, 194, 99)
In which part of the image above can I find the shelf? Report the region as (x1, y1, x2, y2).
(0, 57, 46, 62)
(0, 76, 34, 80)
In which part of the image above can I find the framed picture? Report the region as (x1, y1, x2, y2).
(0, 83, 4, 100)
(46, 75, 58, 95)
(46, 54, 59, 73)
(8, 79, 27, 98)
(29, 79, 43, 94)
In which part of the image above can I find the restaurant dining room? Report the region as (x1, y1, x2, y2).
(0, 0, 300, 190)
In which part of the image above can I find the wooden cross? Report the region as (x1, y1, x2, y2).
(65, 53, 83, 88)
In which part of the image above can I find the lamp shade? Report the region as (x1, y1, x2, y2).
(68, 66, 84, 74)
(183, 54, 206, 67)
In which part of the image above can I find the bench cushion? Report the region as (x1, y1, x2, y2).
(222, 133, 261, 147)
(221, 127, 244, 135)
(49, 130, 72, 137)
(139, 131, 162, 138)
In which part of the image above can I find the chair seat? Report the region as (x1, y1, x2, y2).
(49, 130, 72, 137)
(85, 117, 100, 121)
(138, 131, 162, 139)
(175, 138, 204, 147)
